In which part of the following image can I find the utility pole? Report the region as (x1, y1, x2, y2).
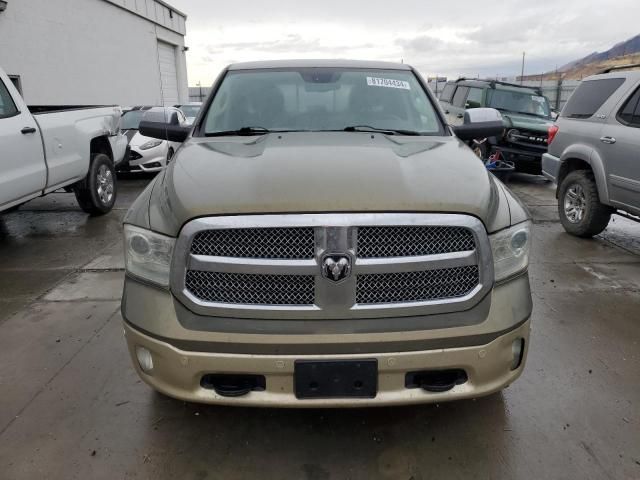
(520, 51, 526, 84)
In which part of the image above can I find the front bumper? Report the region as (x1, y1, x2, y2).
(124, 318, 530, 407)
(117, 145, 166, 173)
(122, 272, 532, 407)
(493, 141, 547, 173)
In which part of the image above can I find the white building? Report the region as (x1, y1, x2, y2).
(0, 0, 189, 106)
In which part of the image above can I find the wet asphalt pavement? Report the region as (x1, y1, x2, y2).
(0, 173, 638, 480)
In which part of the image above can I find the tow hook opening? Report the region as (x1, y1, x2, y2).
(405, 369, 468, 393)
(200, 374, 266, 397)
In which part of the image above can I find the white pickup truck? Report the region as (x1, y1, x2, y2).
(0, 66, 127, 215)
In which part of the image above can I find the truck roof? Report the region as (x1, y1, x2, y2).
(227, 59, 412, 71)
(583, 69, 640, 82)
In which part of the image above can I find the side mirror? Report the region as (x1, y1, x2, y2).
(139, 121, 190, 143)
(452, 108, 504, 141)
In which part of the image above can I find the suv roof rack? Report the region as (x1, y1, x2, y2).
(599, 63, 640, 74)
(454, 77, 542, 95)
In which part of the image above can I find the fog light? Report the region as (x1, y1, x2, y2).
(136, 346, 154, 373)
(511, 338, 525, 370)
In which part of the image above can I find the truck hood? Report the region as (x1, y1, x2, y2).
(501, 112, 554, 132)
(148, 132, 506, 236)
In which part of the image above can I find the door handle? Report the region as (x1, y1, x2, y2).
(600, 136, 616, 144)
(445, 110, 450, 114)
(456, 114, 464, 119)
(21, 127, 37, 134)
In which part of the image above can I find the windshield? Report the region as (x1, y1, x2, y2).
(179, 105, 201, 117)
(487, 89, 551, 118)
(121, 110, 145, 130)
(202, 68, 443, 135)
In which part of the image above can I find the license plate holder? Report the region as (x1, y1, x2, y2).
(294, 359, 378, 399)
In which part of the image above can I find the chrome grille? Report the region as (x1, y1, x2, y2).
(174, 214, 492, 320)
(356, 266, 480, 304)
(185, 270, 315, 305)
(190, 227, 314, 259)
(357, 226, 475, 258)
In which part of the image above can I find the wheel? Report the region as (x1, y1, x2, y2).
(167, 147, 174, 163)
(74, 153, 117, 215)
(558, 170, 612, 237)
(470, 140, 489, 162)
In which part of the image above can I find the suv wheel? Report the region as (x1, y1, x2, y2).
(558, 170, 612, 237)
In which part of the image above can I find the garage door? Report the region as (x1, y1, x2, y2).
(157, 41, 179, 106)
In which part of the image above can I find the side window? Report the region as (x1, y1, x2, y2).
(440, 83, 456, 103)
(0, 79, 19, 119)
(562, 78, 625, 119)
(452, 86, 469, 108)
(466, 87, 483, 108)
(617, 86, 640, 127)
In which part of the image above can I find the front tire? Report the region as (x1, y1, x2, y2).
(470, 140, 489, 162)
(558, 170, 612, 237)
(74, 153, 117, 215)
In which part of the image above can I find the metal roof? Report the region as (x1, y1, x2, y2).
(154, 0, 187, 17)
(227, 59, 412, 71)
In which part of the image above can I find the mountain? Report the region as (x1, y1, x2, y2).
(558, 34, 640, 74)
(521, 34, 640, 81)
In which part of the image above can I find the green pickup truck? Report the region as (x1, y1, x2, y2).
(439, 79, 555, 174)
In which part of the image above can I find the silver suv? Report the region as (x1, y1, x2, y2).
(543, 67, 640, 237)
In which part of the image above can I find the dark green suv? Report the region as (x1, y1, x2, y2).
(439, 79, 554, 174)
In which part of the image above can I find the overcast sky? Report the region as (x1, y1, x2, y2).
(169, 0, 640, 86)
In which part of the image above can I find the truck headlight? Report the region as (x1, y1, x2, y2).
(489, 221, 531, 282)
(124, 224, 175, 287)
(139, 139, 163, 150)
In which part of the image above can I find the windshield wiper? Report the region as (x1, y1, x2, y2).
(512, 111, 548, 118)
(343, 125, 422, 136)
(205, 126, 271, 137)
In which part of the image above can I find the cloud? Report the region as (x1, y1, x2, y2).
(395, 35, 447, 52)
(175, 0, 640, 85)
